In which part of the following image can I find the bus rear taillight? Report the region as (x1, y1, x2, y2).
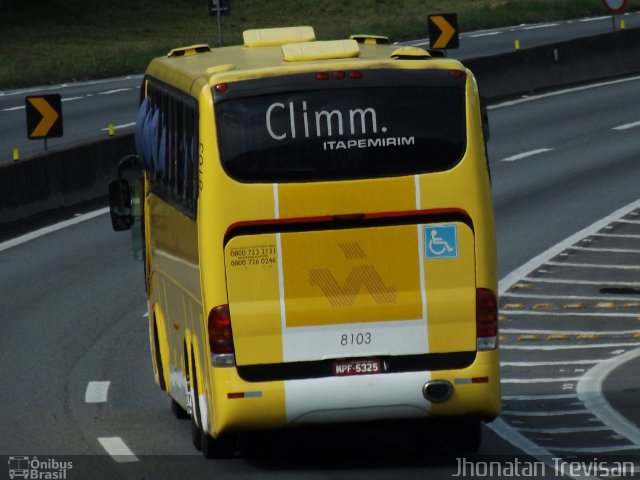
(476, 288, 498, 351)
(208, 305, 236, 367)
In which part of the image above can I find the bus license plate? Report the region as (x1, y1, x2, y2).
(333, 358, 382, 377)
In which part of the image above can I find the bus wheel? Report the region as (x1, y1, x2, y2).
(187, 354, 202, 451)
(191, 414, 202, 451)
(171, 398, 189, 420)
(201, 430, 237, 459)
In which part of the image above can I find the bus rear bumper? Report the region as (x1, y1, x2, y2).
(209, 350, 500, 436)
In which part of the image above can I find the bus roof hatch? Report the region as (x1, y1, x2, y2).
(282, 39, 360, 62)
(243, 26, 316, 48)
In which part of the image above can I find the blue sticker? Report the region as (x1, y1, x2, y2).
(425, 224, 458, 259)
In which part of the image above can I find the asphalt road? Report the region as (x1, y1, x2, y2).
(1, 74, 639, 478)
(1, 11, 640, 163)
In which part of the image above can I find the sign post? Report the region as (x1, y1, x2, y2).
(428, 13, 459, 53)
(601, 0, 628, 31)
(25, 94, 63, 151)
(209, 0, 230, 46)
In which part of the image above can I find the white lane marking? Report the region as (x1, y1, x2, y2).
(579, 16, 609, 22)
(502, 393, 577, 401)
(2, 105, 25, 111)
(503, 328, 640, 336)
(522, 277, 640, 287)
(552, 444, 640, 453)
(577, 347, 640, 447)
(97, 437, 139, 463)
(521, 23, 560, 30)
(85, 381, 110, 403)
(501, 377, 581, 384)
(502, 360, 602, 367)
(501, 310, 640, 318)
(546, 260, 640, 270)
(613, 120, 640, 131)
(469, 31, 502, 38)
(500, 148, 554, 162)
(61, 96, 84, 102)
(592, 232, 640, 239)
(489, 419, 563, 476)
(489, 75, 640, 110)
(517, 426, 613, 434)
(569, 245, 640, 254)
(502, 409, 587, 416)
(100, 122, 136, 131)
(501, 292, 640, 301)
(98, 88, 133, 95)
(502, 342, 640, 351)
(0, 208, 109, 253)
(0, 75, 143, 97)
(616, 219, 640, 224)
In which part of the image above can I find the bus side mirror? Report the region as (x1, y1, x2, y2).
(109, 179, 134, 231)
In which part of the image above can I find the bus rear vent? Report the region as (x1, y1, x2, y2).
(391, 46, 431, 60)
(350, 34, 390, 45)
(283, 39, 360, 62)
(167, 44, 211, 58)
(243, 26, 316, 48)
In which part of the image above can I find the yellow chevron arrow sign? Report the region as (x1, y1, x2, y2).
(26, 94, 63, 139)
(428, 13, 459, 50)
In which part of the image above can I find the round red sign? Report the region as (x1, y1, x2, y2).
(601, 0, 628, 14)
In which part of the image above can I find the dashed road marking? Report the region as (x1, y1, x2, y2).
(97, 437, 139, 463)
(500, 148, 554, 162)
(98, 88, 134, 95)
(85, 381, 110, 403)
(100, 122, 135, 132)
(613, 120, 640, 131)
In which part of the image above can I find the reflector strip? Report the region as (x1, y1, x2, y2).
(227, 391, 263, 399)
(455, 377, 489, 384)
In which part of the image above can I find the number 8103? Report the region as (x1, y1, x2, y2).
(340, 332, 372, 346)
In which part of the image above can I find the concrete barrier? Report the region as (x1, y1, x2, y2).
(1, 28, 640, 227)
(0, 133, 134, 225)
(466, 28, 640, 100)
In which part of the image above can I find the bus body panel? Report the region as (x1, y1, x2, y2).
(225, 220, 476, 367)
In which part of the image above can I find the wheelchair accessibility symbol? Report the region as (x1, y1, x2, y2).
(425, 224, 458, 259)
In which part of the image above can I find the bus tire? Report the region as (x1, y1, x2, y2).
(201, 430, 237, 459)
(171, 398, 189, 420)
(191, 414, 202, 451)
(152, 320, 166, 391)
(188, 351, 202, 451)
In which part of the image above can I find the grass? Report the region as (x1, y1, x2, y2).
(1, 0, 639, 89)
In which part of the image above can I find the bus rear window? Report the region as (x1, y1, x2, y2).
(215, 85, 466, 182)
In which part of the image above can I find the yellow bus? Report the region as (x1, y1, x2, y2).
(109, 26, 499, 457)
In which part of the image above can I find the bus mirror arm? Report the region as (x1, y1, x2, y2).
(108, 154, 141, 232)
